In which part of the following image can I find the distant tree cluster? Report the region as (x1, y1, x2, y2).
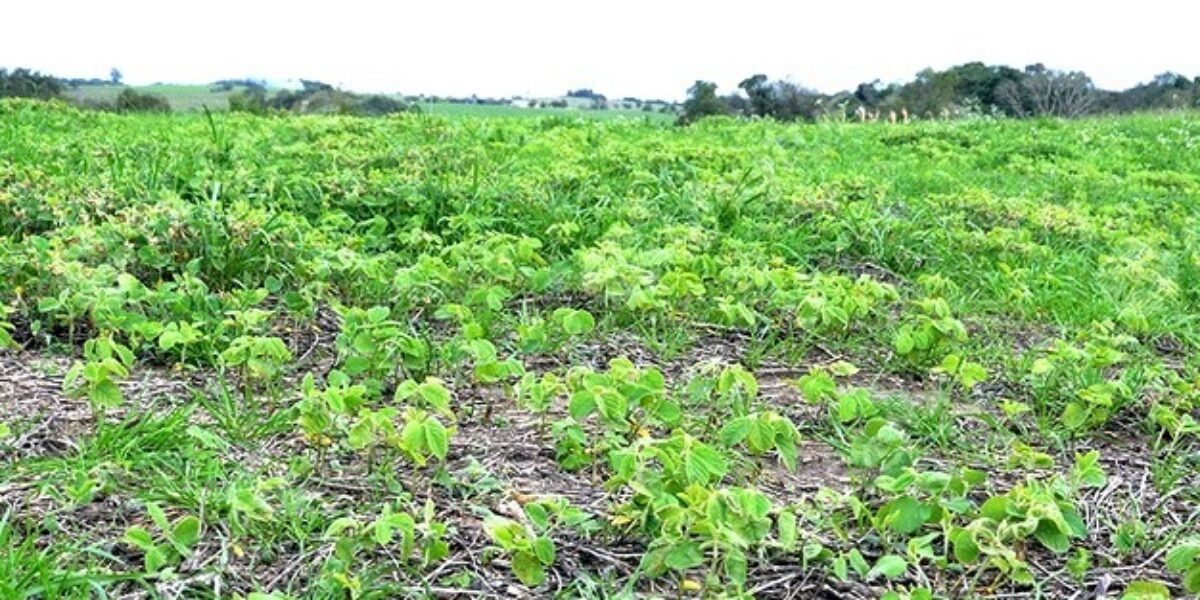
(566, 88, 606, 101)
(0, 68, 63, 100)
(680, 62, 1200, 124)
(231, 80, 417, 116)
(113, 88, 170, 113)
(211, 78, 267, 92)
(2, 67, 169, 113)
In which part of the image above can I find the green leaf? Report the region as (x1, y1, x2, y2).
(158, 330, 183, 350)
(747, 419, 774, 452)
(171, 516, 201, 548)
(146, 502, 170, 533)
(829, 361, 859, 377)
(979, 496, 1010, 520)
(719, 416, 752, 447)
(664, 542, 704, 571)
(725, 546, 748, 587)
(1034, 518, 1071, 554)
(848, 549, 869, 576)
(1166, 543, 1200, 573)
(878, 496, 931, 535)
(144, 546, 167, 573)
(832, 555, 849, 581)
(950, 528, 979, 563)
(568, 391, 596, 419)
(561, 310, 595, 336)
(424, 418, 450, 460)
(323, 517, 361, 539)
(1031, 357, 1053, 374)
(91, 379, 123, 408)
(523, 503, 550, 530)
(683, 443, 727, 484)
(351, 331, 376, 355)
(348, 418, 375, 450)
(482, 516, 521, 549)
(1062, 506, 1087, 538)
(959, 361, 988, 389)
(366, 306, 390, 323)
(1061, 402, 1089, 429)
(868, 554, 907, 580)
(894, 329, 914, 355)
(511, 551, 546, 587)
(533, 536, 556, 565)
(1071, 450, 1107, 488)
(596, 390, 627, 425)
(418, 380, 453, 415)
(777, 509, 797, 550)
(1184, 563, 1200, 593)
(186, 425, 229, 450)
(776, 434, 798, 471)
(1120, 580, 1171, 600)
(123, 526, 156, 552)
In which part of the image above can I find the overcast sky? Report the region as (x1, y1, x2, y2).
(5, 1, 1199, 101)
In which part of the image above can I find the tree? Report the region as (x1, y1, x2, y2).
(228, 87, 268, 114)
(110, 68, 123, 85)
(0, 68, 63, 100)
(738, 74, 773, 117)
(678, 81, 731, 125)
(997, 66, 1097, 118)
(1103, 72, 1197, 113)
(115, 88, 170, 113)
(735, 75, 821, 122)
(853, 80, 887, 107)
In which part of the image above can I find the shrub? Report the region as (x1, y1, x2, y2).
(354, 95, 412, 116)
(0, 68, 63, 100)
(115, 89, 170, 113)
(228, 87, 268, 114)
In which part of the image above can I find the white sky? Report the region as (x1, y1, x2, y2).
(4, 0, 1199, 101)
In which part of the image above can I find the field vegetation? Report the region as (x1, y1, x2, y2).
(0, 99, 1198, 598)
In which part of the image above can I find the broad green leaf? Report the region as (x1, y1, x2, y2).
(1034, 518, 1071, 554)
(719, 416, 752, 446)
(511, 551, 545, 586)
(878, 496, 931, 535)
(683, 443, 727, 484)
(123, 527, 156, 552)
(158, 330, 183, 350)
(366, 306, 390, 323)
(523, 503, 550, 530)
(1120, 580, 1170, 600)
(424, 418, 449, 460)
(533, 536, 556, 565)
(829, 361, 859, 376)
(144, 546, 167, 573)
(146, 502, 170, 534)
(894, 329, 914, 355)
(568, 391, 596, 419)
(1184, 563, 1200, 593)
(725, 546, 748, 587)
(777, 509, 797, 550)
(868, 555, 907, 580)
(171, 516, 201, 549)
(664, 542, 704, 571)
(1166, 542, 1200, 572)
(561, 310, 595, 335)
(950, 528, 979, 563)
(596, 390, 627, 425)
(92, 379, 123, 408)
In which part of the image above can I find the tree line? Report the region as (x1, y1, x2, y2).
(0, 68, 416, 116)
(680, 62, 1200, 124)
